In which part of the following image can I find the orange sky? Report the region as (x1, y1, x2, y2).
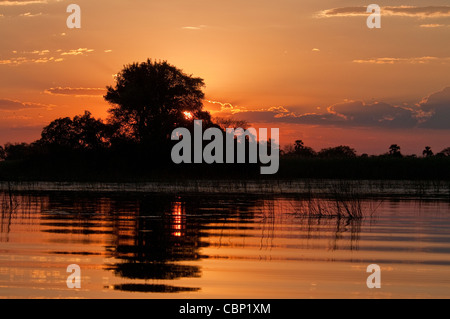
(1, 0, 450, 155)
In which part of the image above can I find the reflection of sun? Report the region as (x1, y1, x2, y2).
(183, 111, 193, 120)
(172, 202, 184, 237)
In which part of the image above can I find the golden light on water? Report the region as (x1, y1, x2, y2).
(172, 201, 184, 237)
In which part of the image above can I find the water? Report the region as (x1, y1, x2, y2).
(1, 191, 450, 299)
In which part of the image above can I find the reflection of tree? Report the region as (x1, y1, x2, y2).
(110, 196, 203, 280)
(35, 193, 261, 293)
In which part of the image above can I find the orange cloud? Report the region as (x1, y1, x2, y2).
(0, 99, 52, 111)
(318, 6, 450, 18)
(353, 56, 447, 64)
(44, 87, 106, 97)
(0, 1, 47, 6)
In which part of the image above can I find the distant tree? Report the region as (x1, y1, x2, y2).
(294, 140, 305, 153)
(389, 144, 402, 157)
(282, 144, 294, 155)
(104, 59, 207, 144)
(318, 145, 357, 158)
(0, 145, 5, 161)
(40, 111, 109, 150)
(437, 147, 450, 157)
(422, 146, 434, 158)
(288, 140, 316, 157)
(3, 143, 36, 161)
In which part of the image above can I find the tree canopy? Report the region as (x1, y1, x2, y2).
(104, 59, 206, 144)
(40, 111, 109, 150)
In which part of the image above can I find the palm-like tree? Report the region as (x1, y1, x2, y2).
(389, 144, 402, 157)
(423, 146, 434, 158)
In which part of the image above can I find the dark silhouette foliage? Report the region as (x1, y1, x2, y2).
(318, 146, 357, 159)
(40, 111, 110, 151)
(104, 59, 206, 144)
(389, 144, 402, 157)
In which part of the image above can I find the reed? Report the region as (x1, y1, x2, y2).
(292, 180, 382, 219)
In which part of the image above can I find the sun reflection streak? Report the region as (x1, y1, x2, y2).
(171, 202, 185, 237)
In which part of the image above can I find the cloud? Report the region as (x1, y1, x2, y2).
(0, 1, 47, 6)
(318, 6, 450, 19)
(44, 87, 105, 97)
(417, 87, 450, 129)
(353, 56, 448, 64)
(328, 101, 417, 128)
(208, 88, 450, 130)
(19, 12, 43, 17)
(420, 24, 446, 28)
(60, 48, 94, 56)
(0, 99, 51, 111)
(182, 25, 207, 30)
(0, 48, 99, 66)
(0, 56, 63, 65)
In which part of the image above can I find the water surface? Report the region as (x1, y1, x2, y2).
(1, 191, 450, 298)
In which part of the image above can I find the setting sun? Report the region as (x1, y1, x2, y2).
(183, 111, 194, 120)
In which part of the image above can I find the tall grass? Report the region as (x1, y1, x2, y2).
(292, 181, 382, 219)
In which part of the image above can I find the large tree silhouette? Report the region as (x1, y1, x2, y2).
(104, 59, 206, 144)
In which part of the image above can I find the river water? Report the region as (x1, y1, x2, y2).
(1, 191, 450, 298)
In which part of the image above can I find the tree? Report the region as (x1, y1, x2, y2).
(423, 146, 434, 158)
(40, 111, 109, 150)
(288, 140, 316, 157)
(318, 145, 356, 158)
(294, 140, 305, 153)
(0, 145, 5, 161)
(3, 143, 36, 161)
(104, 59, 206, 144)
(437, 147, 450, 157)
(389, 144, 402, 157)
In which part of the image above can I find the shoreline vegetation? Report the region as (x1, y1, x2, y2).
(2, 179, 450, 198)
(2, 155, 450, 182)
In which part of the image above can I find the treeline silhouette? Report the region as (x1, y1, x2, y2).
(1, 59, 450, 181)
(280, 140, 450, 180)
(0, 60, 266, 181)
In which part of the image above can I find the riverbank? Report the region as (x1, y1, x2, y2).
(2, 156, 450, 182)
(1, 179, 450, 197)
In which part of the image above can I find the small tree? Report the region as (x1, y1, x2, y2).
(423, 146, 434, 158)
(318, 145, 357, 158)
(0, 145, 5, 161)
(437, 147, 450, 157)
(3, 143, 36, 161)
(291, 140, 316, 157)
(40, 111, 109, 150)
(389, 144, 402, 157)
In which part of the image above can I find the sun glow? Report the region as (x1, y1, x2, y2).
(183, 111, 194, 120)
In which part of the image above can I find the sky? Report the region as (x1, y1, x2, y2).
(1, 0, 450, 155)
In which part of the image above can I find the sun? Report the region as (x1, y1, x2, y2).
(183, 111, 194, 120)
